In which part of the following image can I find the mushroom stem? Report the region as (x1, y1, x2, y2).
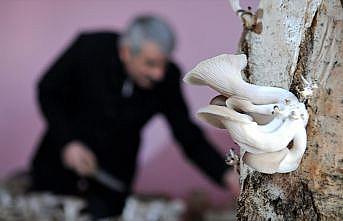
(227, 118, 304, 153)
(243, 149, 289, 174)
(226, 96, 282, 116)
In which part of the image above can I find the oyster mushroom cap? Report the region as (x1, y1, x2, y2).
(197, 105, 254, 129)
(183, 54, 297, 104)
(183, 54, 245, 83)
(198, 96, 305, 153)
(183, 54, 247, 97)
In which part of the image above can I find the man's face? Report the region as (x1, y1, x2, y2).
(120, 41, 167, 89)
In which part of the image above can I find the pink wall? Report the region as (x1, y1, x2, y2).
(0, 0, 258, 205)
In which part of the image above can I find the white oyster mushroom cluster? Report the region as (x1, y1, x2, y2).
(183, 54, 309, 174)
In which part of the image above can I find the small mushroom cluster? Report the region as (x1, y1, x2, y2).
(227, 0, 263, 34)
(184, 54, 309, 174)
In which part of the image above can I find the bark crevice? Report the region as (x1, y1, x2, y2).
(290, 9, 318, 101)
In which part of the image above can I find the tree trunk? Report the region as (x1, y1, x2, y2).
(237, 0, 343, 220)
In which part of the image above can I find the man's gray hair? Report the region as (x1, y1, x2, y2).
(120, 15, 175, 56)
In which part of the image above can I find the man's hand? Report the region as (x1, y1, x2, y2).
(223, 169, 240, 198)
(62, 141, 98, 176)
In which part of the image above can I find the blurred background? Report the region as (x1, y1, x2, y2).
(0, 0, 258, 220)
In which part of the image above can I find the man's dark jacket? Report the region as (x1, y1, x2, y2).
(31, 31, 227, 217)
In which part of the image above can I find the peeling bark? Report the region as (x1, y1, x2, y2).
(237, 0, 343, 220)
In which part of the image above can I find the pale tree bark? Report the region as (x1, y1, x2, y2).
(237, 0, 343, 220)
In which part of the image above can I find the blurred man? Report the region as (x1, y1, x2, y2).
(30, 16, 238, 219)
